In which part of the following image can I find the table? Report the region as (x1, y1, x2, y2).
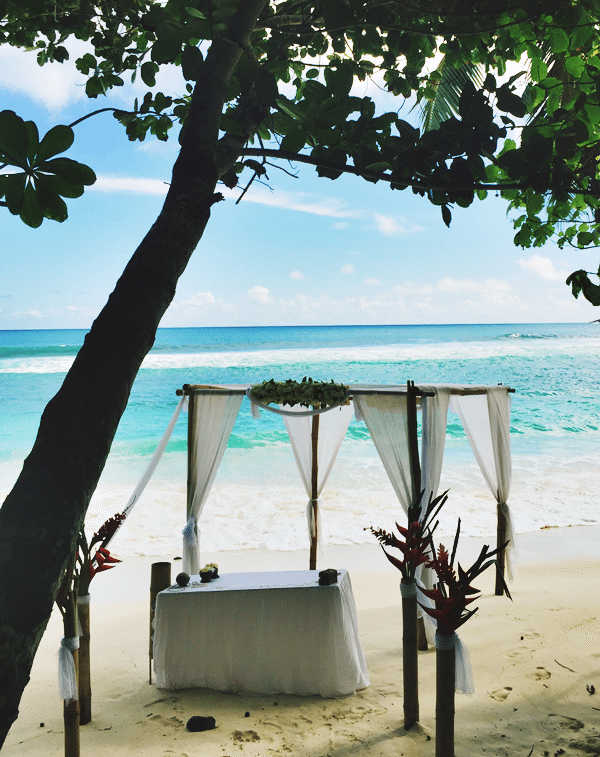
(152, 569, 370, 697)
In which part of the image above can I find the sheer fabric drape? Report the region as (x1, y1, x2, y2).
(282, 403, 354, 552)
(352, 392, 412, 513)
(450, 387, 516, 578)
(184, 391, 243, 574)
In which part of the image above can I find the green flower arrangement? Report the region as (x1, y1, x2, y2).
(250, 377, 349, 408)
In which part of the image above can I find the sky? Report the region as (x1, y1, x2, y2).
(1, 40, 600, 330)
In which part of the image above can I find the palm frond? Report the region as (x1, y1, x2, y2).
(418, 58, 485, 131)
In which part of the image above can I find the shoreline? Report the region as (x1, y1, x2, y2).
(4, 525, 600, 757)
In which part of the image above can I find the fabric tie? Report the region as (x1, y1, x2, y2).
(435, 632, 474, 695)
(58, 636, 80, 702)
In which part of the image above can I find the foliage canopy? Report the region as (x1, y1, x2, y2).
(2, 0, 600, 303)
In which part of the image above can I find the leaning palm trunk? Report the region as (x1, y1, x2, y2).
(401, 578, 419, 729)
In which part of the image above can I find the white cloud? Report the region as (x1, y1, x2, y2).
(341, 264, 355, 275)
(373, 212, 424, 236)
(225, 187, 360, 219)
(247, 285, 274, 304)
(393, 282, 435, 295)
(436, 277, 510, 293)
(0, 42, 91, 111)
(517, 254, 570, 283)
(290, 270, 305, 280)
(89, 175, 169, 195)
(364, 277, 381, 286)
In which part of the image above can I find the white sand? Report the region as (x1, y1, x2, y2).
(4, 526, 600, 757)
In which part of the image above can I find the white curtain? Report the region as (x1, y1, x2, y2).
(122, 395, 187, 518)
(450, 387, 516, 579)
(421, 386, 451, 519)
(283, 403, 354, 554)
(184, 390, 243, 574)
(353, 392, 412, 513)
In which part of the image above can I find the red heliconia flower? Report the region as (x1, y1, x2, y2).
(89, 511, 126, 549)
(89, 546, 122, 581)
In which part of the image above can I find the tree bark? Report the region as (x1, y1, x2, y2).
(0, 0, 267, 746)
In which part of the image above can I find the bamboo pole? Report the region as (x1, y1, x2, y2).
(149, 562, 171, 684)
(63, 595, 80, 757)
(401, 578, 419, 729)
(495, 502, 507, 596)
(406, 381, 428, 651)
(435, 630, 456, 757)
(309, 413, 319, 570)
(77, 596, 91, 725)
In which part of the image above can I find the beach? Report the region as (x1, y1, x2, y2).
(4, 525, 600, 757)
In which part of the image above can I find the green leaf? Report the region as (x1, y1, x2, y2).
(530, 57, 547, 82)
(20, 182, 43, 228)
(41, 157, 96, 186)
(76, 53, 97, 75)
(496, 85, 526, 118)
(0, 110, 28, 167)
(34, 172, 84, 199)
(151, 38, 181, 64)
(25, 121, 39, 164)
(141, 61, 159, 86)
(565, 56, 585, 79)
(441, 204, 452, 227)
(36, 182, 68, 221)
(35, 124, 74, 164)
(324, 64, 354, 98)
(548, 26, 569, 54)
(181, 45, 203, 81)
(4, 172, 26, 214)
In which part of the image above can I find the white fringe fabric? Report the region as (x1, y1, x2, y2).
(58, 636, 80, 702)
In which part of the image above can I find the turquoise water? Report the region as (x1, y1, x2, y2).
(1, 323, 599, 554)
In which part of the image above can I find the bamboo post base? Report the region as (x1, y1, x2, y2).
(495, 503, 507, 596)
(435, 631, 456, 757)
(401, 578, 419, 730)
(77, 595, 91, 725)
(149, 562, 172, 684)
(417, 616, 428, 650)
(64, 697, 80, 757)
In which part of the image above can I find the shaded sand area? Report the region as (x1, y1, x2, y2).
(4, 526, 600, 757)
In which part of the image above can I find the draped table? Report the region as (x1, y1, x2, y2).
(152, 569, 370, 697)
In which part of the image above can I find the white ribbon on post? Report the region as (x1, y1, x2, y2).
(58, 636, 80, 702)
(435, 632, 474, 695)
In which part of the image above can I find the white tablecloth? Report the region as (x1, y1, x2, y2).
(153, 569, 370, 697)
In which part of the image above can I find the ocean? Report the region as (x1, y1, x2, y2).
(1, 323, 599, 557)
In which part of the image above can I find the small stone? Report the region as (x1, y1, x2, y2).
(39, 723, 44, 728)
(245, 712, 250, 717)
(186, 716, 216, 732)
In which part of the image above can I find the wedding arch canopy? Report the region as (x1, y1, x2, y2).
(122, 381, 515, 595)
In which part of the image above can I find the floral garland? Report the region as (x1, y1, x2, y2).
(250, 377, 349, 408)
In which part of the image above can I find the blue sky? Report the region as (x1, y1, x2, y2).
(1, 41, 600, 330)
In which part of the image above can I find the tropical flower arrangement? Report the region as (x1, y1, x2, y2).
(55, 510, 126, 754)
(367, 490, 448, 730)
(250, 377, 349, 408)
(369, 498, 512, 756)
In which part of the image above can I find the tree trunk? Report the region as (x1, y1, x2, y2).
(0, 1, 267, 746)
(401, 578, 419, 729)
